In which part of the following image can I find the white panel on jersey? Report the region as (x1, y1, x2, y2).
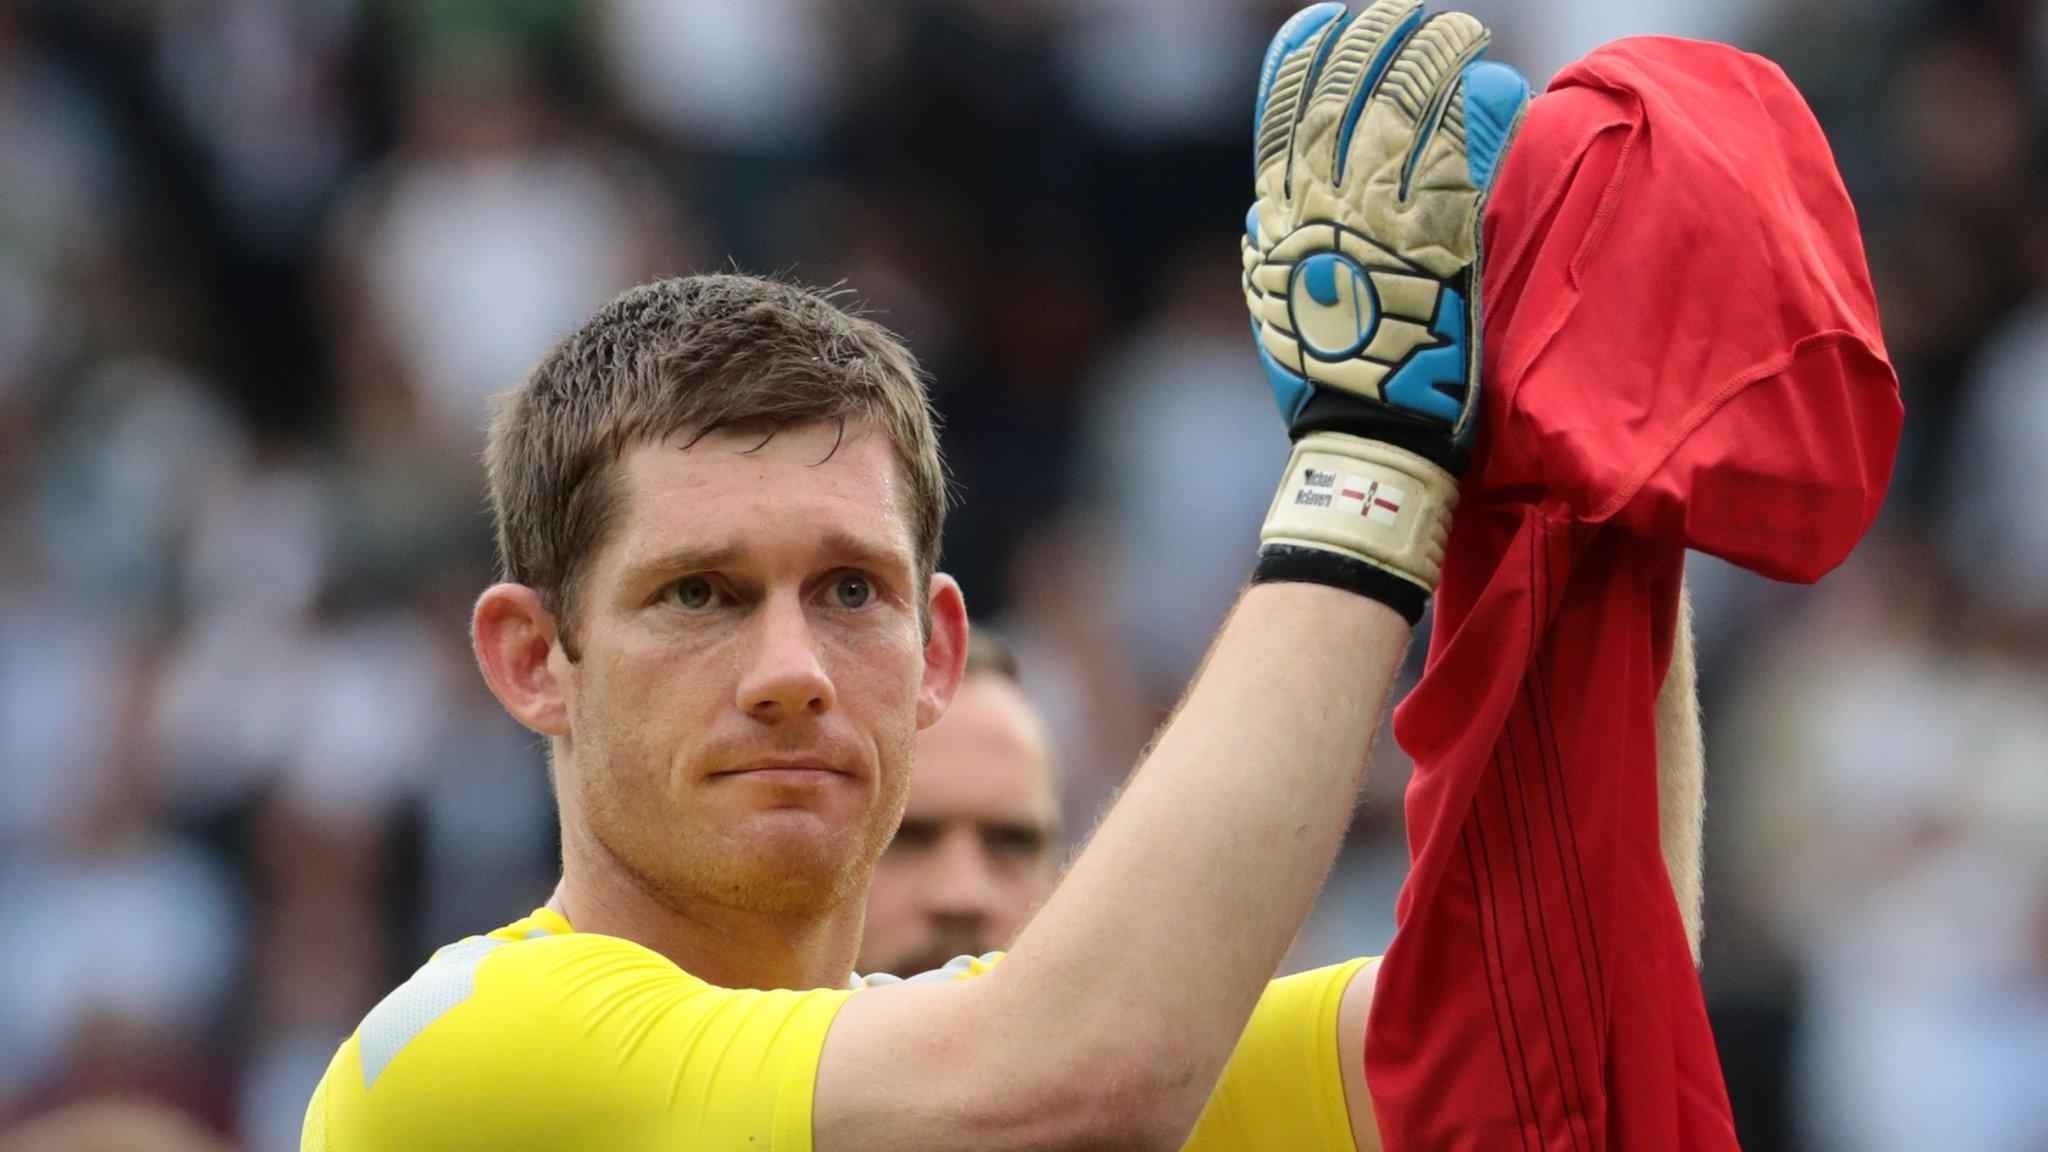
(357, 935, 508, 1089)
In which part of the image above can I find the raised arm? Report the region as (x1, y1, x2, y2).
(817, 5, 1527, 1149)
(820, 586, 1407, 1151)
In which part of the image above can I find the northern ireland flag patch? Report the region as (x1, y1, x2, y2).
(1335, 476, 1403, 525)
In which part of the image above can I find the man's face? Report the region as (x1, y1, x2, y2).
(857, 675, 1061, 977)
(552, 421, 936, 916)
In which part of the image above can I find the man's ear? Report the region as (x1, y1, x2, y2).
(916, 573, 970, 730)
(473, 583, 571, 737)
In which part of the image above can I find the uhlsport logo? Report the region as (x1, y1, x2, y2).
(1288, 251, 1378, 361)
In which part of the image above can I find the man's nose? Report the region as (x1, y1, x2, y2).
(735, 595, 836, 721)
(924, 828, 1003, 917)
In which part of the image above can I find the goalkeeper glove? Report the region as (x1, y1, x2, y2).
(1243, 0, 1528, 622)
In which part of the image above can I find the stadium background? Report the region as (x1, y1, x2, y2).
(1, 0, 2044, 1149)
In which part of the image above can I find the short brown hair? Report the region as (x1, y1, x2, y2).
(485, 274, 947, 646)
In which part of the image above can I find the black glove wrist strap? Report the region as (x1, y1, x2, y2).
(1253, 544, 1429, 624)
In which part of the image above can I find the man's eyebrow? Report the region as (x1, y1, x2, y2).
(625, 532, 908, 580)
(628, 543, 747, 578)
(817, 529, 913, 574)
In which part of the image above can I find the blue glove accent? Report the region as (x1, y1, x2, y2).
(1301, 252, 1345, 305)
(1460, 60, 1529, 192)
(1333, 6, 1428, 183)
(1380, 284, 1470, 428)
(1254, 3, 1348, 151)
(1252, 317, 1314, 423)
(1291, 251, 1381, 359)
(1245, 203, 1261, 246)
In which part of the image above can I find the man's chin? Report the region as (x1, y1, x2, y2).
(697, 818, 874, 915)
(711, 864, 863, 916)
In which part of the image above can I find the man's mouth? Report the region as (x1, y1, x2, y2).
(712, 758, 857, 783)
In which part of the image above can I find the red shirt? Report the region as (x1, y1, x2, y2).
(1364, 38, 1903, 1152)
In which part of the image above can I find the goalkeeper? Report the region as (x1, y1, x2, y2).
(309, 0, 1906, 1142)
(304, 5, 1523, 1149)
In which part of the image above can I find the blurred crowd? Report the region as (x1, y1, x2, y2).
(0, 1, 2043, 1150)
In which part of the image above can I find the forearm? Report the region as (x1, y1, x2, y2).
(818, 582, 1407, 1151)
(985, 582, 1406, 1133)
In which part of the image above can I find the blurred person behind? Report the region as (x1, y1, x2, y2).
(991, 515, 1156, 839)
(593, 0, 839, 155)
(1077, 242, 1287, 710)
(322, 33, 683, 459)
(0, 712, 242, 1129)
(857, 627, 1061, 978)
(1944, 276, 2048, 631)
(1719, 533, 2048, 1152)
(1, 1098, 235, 1152)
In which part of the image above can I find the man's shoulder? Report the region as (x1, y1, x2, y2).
(308, 912, 853, 1150)
(341, 911, 680, 1093)
(357, 920, 600, 1069)
(343, 908, 857, 1083)
(305, 917, 664, 1150)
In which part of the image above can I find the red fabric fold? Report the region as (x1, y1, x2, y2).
(1363, 37, 1903, 1152)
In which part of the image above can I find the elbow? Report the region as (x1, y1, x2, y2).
(1062, 1050, 1220, 1151)
(1057, 1057, 1212, 1152)
(956, 1033, 1217, 1152)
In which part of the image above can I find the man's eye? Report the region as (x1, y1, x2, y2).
(885, 821, 938, 857)
(983, 824, 1049, 866)
(666, 576, 717, 610)
(832, 574, 873, 609)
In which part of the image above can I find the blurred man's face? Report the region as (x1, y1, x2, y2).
(858, 675, 1060, 977)
(551, 421, 949, 916)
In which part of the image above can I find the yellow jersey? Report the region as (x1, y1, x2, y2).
(304, 908, 1366, 1151)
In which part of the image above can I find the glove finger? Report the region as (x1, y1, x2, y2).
(1455, 59, 1530, 194)
(1254, 4, 1352, 209)
(1299, 0, 1426, 188)
(1372, 12, 1490, 196)
(1364, 50, 1525, 271)
(1255, 2, 1348, 155)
